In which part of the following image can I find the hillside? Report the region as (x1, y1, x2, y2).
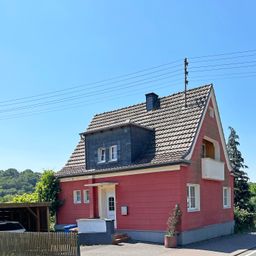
(0, 168, 41, 202)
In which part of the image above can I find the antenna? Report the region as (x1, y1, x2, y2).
(184, 58, 189, 107)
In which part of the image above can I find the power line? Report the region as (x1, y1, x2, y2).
(0, 81, 182, 120)
(0, 59, 183, 104)
(190, 63, 256, 73)
(191, 71, 256, 80)
(0, 67, 183, 107)
(0, 73, 183, 114)
(1, 48, 256, 119)
(190, 74, 256, 83)
(189, 49, 256, 60)
(190, 60, 256, 70)
(189, 53, 256, 64)
(2, 48, 256, 105)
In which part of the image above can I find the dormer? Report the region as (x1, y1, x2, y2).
(201, 136, 224, 181)
(82, 121, 154, 170)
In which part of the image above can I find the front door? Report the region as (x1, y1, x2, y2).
(98, 185, 117, 227)
(106, 191, 116, 220)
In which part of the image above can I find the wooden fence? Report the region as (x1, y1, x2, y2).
(0, 232, 80, 256)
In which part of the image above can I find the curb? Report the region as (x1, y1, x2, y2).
(233, 246, 256, 256)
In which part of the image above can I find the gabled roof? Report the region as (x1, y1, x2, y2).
(57, 84, 212, 178)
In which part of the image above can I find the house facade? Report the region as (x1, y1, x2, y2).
(56, 85, 234, 245)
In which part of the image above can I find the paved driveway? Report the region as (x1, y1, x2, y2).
(81, 232, 256, 256)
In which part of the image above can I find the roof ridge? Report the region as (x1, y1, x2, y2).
(93, 84, 212, 117)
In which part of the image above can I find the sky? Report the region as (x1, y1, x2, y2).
(0, 1, 255, 181)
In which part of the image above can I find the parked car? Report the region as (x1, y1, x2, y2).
(0, 221, 26, 232)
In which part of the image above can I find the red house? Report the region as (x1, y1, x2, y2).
(56, 84, 234, 245)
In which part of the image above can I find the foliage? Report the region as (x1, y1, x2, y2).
(0, 169, 41, 202)
(166, 204, 182, 237)
(234, 207, 256, 232)
(35, 170, 62, 216)
(249, 182, 256, 211)
(12, 192, 39, 203)
(227, 127, 251, 210)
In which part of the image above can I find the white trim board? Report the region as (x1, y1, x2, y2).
(59, 164, 180, 183)
(185, 89, 232, 172)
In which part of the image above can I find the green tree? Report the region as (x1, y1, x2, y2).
(0, 168, 41, 202)
(249, 182, 256, 211)
(227, 127, 251, 210)
(35, 170, 62, 216)
(12, 192, 38, 203)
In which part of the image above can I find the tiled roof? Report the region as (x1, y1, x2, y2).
(57, 84, 212, 178)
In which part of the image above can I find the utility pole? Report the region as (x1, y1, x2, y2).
(184, 58, 189, 107)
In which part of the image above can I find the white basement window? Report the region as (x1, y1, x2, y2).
(98, 147, 106, 163)
(83, 190, 90, 204)
(223, 187, 231, 208)
(109, 145, 118, 161)
(73, 190, 81, 204)
(187, 184, 200, 212)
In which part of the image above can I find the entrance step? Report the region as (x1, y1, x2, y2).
(112, 233, 130, 244)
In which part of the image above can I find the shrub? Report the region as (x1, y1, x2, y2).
(234, 206, 256, 232)
(166, 204, 182, 237)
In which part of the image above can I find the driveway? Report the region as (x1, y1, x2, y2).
(81, 232, 256, 256)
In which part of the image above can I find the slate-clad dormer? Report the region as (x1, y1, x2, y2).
(81, 121, 154, 170)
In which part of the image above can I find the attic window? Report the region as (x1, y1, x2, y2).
(209, 107, 215, 118)
(98, 148, 106, 163)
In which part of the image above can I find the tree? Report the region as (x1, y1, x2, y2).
(227, 127, 251, 210)
(12, 192, 38, 203)
(249, 182, 256, 211)
(35, 170, 62, 216)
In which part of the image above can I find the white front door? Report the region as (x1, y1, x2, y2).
(106, 190, 116, 220)
(98, 185, 117, 227)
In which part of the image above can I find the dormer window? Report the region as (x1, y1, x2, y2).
(109, 145, 117, 161)
(98, 147, 106, 163)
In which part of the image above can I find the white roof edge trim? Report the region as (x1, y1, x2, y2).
(185, 89, 232, 172)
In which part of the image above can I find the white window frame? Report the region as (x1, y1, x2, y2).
(109, 145, 118, 162)
(73, 190, 81, 204)
(223, 187, 231, 208)
(98, 147, 106, 163)
(187, 184, 200, 212)
(83, 190, 90, 204)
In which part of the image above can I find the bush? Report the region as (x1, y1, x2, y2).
(234, 207, 256, 232)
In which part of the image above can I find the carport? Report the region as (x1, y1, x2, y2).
(0, 202, 51, 232)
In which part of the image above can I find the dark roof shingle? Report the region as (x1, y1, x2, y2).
(57, 84, 212, 177)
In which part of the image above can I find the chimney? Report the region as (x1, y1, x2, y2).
(145, 92, 160, 111)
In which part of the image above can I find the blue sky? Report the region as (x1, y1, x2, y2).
(0, 1, 255, 181)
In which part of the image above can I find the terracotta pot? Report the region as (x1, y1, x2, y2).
(164, 235, 177, 248)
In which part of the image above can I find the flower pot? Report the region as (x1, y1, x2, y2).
(164, 235, 177, 248)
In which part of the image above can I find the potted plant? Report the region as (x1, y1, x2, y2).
(164, 204, 182, 248)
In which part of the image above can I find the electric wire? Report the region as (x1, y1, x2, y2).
(1, 48, 256, 120)
(0, 72, 183, 114)
(0, 81, 182, 120)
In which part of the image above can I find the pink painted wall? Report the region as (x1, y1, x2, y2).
(57, 98, 234, 232)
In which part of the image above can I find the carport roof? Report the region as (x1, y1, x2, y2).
(0, 202, 51, 209)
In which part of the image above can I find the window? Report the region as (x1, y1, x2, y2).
(223, 187, 231, 208)
(108, 197, 115, 211)
(209, 107, 215, 118)
(73, 190, 81, 204)
(83, 190, 90, 204)
(109, 145, 118, 161)
(187, 184, 200, 212)
(98, 147, 106, 163)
